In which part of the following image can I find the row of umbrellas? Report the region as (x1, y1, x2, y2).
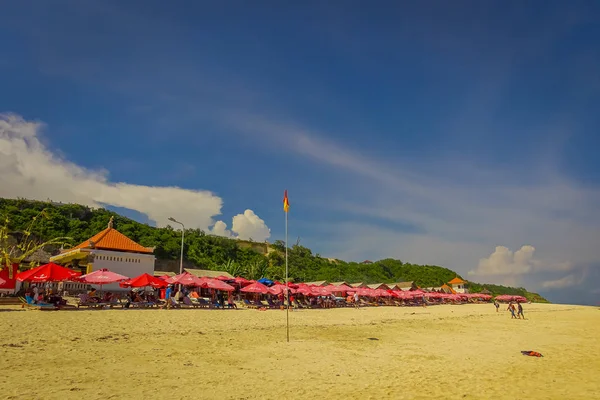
(239, 281, 493, 301)
(13, 263, 236, 291)
(10, 262, 503, 301)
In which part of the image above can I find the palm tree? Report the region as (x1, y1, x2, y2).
(245, 259, 270, 280)
(0, 209, 72, 269)
(220, 259, 244, 277)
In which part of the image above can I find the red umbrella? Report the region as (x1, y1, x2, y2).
(0, 276, 5, 286)
(78, 269, 128, 284)
(214, 275, 232, 281)
(16, 263, 81, 282)
(295, 286, 312, 296)
(166, 272, 203, 286)
(233, 277, 251, 285)
(199, 278, 235, 291)
(240, 281, 269, 294)
(269, 284, 297, 295)
(310, 286, 332, 296)
(120, 273, 167, 288)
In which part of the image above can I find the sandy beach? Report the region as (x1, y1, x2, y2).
(1, 303, 598, 400)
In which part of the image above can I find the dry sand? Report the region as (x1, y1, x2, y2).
(1, 303, 599, 400)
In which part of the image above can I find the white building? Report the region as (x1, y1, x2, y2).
(448, 277, 468, 294)
(50, 217, 155, 291)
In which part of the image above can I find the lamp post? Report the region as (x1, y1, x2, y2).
(168, 217, 185, 275)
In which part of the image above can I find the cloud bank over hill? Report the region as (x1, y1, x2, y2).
(228, 113, 600, 304)
(0, 113, 270, 241)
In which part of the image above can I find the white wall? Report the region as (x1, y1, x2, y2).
(451, 284, 468, 294)
(89, 250, 155, 291)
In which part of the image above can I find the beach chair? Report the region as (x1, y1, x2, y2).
(182, 297, 201, 308)
(77, 293, 109, 309)
(168, 297, 181, 309)
(243, 299, 260, 309)
(19, 297, 58, 311)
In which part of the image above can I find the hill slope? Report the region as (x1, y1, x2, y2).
(0, 198, 548, 301)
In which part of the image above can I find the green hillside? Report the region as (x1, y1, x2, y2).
(0, 198, 548, 301)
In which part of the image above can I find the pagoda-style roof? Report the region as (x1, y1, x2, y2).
(448, 277, 466, 285)
(440, 284, 456, 294)
(68, 217, 153, 254)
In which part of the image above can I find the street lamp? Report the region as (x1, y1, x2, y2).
(168, 217, 185, 275)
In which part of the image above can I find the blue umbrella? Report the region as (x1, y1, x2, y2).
(257, 278, 274, 286)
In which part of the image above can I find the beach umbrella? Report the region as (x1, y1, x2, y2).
(78, 268, 128, 292)
(199, 277, 235, 291)
(166, 272, 203, 286)
(240, 281, 269, 294)
(269, 284, 297, 295)
(16, 263, 81, 282)
(78, 269, 128, 285)
(120, 273, 167, 288)
(295, 286, 313, 296)
(214, 275, 233, 281)
(257, 278, 274, 286)
(0, 276, 5, 286)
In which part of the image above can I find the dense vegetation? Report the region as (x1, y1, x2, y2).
(0, 198, 547, 301)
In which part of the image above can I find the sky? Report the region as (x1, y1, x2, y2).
(1, 0, 599, 305)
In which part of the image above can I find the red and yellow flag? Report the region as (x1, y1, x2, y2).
(283, 190, 290, 213)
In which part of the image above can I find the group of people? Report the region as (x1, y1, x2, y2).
(162, 284, 237, 309)
(25, 284, 67, 307)
(494, 300, 525, 319)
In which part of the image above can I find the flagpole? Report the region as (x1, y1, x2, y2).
(285, 205, 289, 343)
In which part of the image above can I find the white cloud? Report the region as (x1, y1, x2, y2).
(0, 113, 270, 235)
(210, 221, 231, 237)
(469, 245, 537, 277)
(210, 210, 271, 242)
(541, 274, 579, 290)
(223, 113, 600, 298)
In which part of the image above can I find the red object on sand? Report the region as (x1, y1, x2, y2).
(78, 268, 128, 284)
(166, 272, 203, 286)
(16, 263, 81, 282)
(240, 281, 269, 294)
(120, 273, 167, 288)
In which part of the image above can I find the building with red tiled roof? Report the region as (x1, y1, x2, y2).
(447, 277, 468, 294)
(50, 217, 155, 290)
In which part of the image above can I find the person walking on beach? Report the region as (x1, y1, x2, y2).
(353, 292, 360, 309)
(494, 300, 500, 312)
(164, 285, 173, 309)
(517, 302, 525, 319)
(507, 302, 517, 319)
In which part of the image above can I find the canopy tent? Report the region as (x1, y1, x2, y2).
(16, 263, 81, 282)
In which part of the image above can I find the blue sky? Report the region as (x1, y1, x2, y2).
(1, 1, 599, 304)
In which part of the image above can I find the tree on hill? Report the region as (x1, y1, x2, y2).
(0, 198, 548, 301)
